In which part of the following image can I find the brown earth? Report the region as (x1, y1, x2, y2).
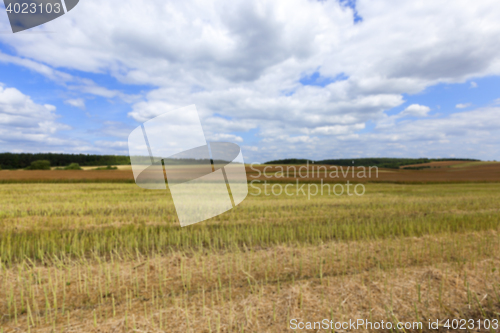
(0, 170, 135, 182)
(1, 161, 500, 183)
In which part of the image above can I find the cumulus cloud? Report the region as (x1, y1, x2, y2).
(0, 0, 500, 159)
(470, 81, 478, 88)
(456, 103, 472, 109)
(400, 104, 431, 117)
(363, 107, 500, 158)
(0, 86, 60, 129)
(255, 106, 500, 162)
(0, 85, 75, 150)
(375, 104, 430, 130)
(310, 123, 365, 135)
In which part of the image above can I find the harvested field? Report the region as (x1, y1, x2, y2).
(2, 161, 500, 183)
(0, 182, 500, 332)
(450, 161, 500, 168)
(0, 170, 135, 183)
(248, 162, 500, 183)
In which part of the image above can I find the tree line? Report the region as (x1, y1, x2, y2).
(264, 157, 480, 169)
(0, 153, 131, 169)
(0, 153, 482, 170)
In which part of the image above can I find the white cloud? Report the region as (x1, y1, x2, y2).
(94, 140, 128, 148)
(470, 81, 478, 88)
(206, 133, 243, 142)
(0, 51, 73, 83)
(0, 51, 139, 103)
(400, 104, 431, 117)
(65, 98, 86, 109)
(242, 145, 258, 152)
(310, 123, 365, 135)
(375, 104, 430, 130)
(0, 84, 75, 150)
(456, 103, 472, 109)
(0, 85, 58, 126)
(254, 106, 500, 162)
(0, 0, 499, 159)
(365, 107, 500, 158)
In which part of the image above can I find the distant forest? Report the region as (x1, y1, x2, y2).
(0, 153, 131, 169)
(0, 153, 235, 169)
(0, 153, 482, 170)
(264, 158, 480, 169)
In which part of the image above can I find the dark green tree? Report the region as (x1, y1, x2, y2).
(65, 163, 82, 170)
(26, 160, 51, 170)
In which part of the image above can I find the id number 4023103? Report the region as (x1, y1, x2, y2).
(5, 2, 62, 14)
(444, 319, 498, 330)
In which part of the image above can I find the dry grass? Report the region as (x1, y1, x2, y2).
(247, 162, 500, 183)
(1, 232, 500, 332)
(450, 161, 500, 168)
(1, 182, 500, 332)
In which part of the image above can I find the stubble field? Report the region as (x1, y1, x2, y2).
(0, 163, 500, 332)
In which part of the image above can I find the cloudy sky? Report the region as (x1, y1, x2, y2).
(0, 0, 499, 162)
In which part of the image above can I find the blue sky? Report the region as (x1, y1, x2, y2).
(0, 58, 135, 144)
(388, 77, 500, 117)
(0, 0, 499, 162)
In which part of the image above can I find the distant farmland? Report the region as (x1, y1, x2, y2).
(247, 161, 500, 183)
(0, 160, 499, 332)
(1, 160, 499, 183)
